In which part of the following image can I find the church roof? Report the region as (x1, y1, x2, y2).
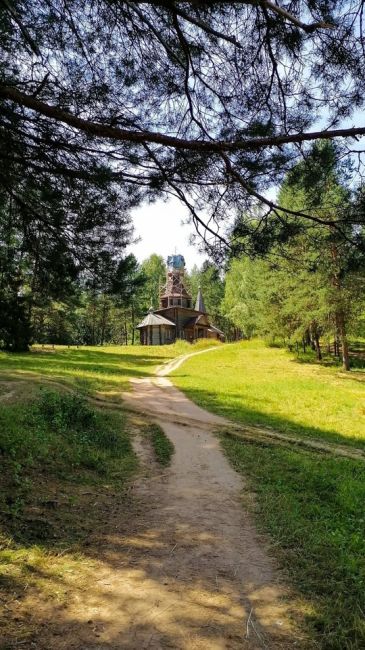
(136, 311, 176, 328)
(208, 324, 225, 336)
(167, 254, 185, 270)
(160, 288, 191, 298)
(195, 287, 207, 313)
(183, 314, 209, 328)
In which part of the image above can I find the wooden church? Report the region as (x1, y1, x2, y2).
(136, 254, 224, 345)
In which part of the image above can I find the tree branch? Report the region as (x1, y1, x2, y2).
(260, 1, 335, 33)
(1, 85, 365, 154)
(150, 1, 335, 33)
(0, 0, 41, 55)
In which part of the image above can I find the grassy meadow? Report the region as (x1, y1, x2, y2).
(171, 339, 365, 448)
(171, 340, 365, 649)
(0, 389, 138, 641)
(0, 339, 218, 400)
(0, 343, 178, 400)
(222, 437, 365, 649)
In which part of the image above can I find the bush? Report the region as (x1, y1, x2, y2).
(36, 389, 132, 462)
(0, 389, 136, 510)
(38, 390, 96, 431)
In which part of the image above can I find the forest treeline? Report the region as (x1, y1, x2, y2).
(224, 142, 365, 370)
(1, 142, 365, 369)
(28, 254, 235, 348)
(2, 0, 365, 372)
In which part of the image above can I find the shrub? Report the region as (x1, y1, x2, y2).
(38, 390, 96, 431)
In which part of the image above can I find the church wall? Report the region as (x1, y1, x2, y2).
(139, 325, 175, 345)
(151, 326, 175, 345)
(155, 307, 202, 339)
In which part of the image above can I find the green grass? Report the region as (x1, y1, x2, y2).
(0, 344, 177, 397)
(170, 340, 365, 647)
(0, 340, 217, 399)
(0, 390, 137, 528)
(0, 339, 216, 645)
(0, 388, 139, 637)
(144, 423, 175, 466)
(221, 435, 365, 650)
(0, 394, 138, 646)
(171, 340, 365, 448)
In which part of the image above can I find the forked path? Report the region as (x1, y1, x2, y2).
(121, 350, 305, 649)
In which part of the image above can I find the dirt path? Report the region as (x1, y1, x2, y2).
(119, 372, 305, 649)
(156, 345, 223, 377)
(6, 377, 304, 649)
(1, 351, 306, 649)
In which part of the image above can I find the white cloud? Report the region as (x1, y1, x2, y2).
(130, 197, 207, 270)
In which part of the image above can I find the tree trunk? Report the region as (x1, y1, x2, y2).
(91, 301, 96, 345)
(314, 331, 322, 361)
(330, 239, 350, 370)
(309, 330, 315, 351)
(303, 329, 311, 353)
(336, 311, 350, 371)
(333, 337, 338, 357)
(131, 306, 135, 345)
(100, 301, 106, 346)
(310, 323, 322, 361)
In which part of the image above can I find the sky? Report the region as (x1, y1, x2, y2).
(130, 197, 208, 271)
(130, 107, 365, 271)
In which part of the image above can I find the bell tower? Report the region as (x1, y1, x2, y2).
(159, 254, 192, 309)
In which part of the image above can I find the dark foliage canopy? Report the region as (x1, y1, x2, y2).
(1, 1, 365, 255)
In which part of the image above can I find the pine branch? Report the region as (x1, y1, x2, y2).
(0, 0, 41, 55)
(1, 84, 365, 153)
(260, 1, 335, 33)
(149, 1, 335, 33)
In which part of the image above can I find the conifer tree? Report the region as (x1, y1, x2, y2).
(224, 142, 365, 368)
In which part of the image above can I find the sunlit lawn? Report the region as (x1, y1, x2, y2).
(2, 337, 365, 648)
(221, 436, 365, 649)
(171, 339, 365, 447)
(0, 343, 187, 398)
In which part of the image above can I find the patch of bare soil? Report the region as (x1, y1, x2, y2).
(0, 380, 33, 403)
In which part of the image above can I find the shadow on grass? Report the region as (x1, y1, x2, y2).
(295, 355, 365, 371)
(1, 347, 364, 648)
(292, 346, 365, 371)
(2, 400, 364, 649)
(293, 354, 340, 368)
(0, 527, 285, 650)
(221, 435, 365, 650)
(0, 347, 176, 392)
(348, 357, 365, 370)
(172, 382, 365, 450)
